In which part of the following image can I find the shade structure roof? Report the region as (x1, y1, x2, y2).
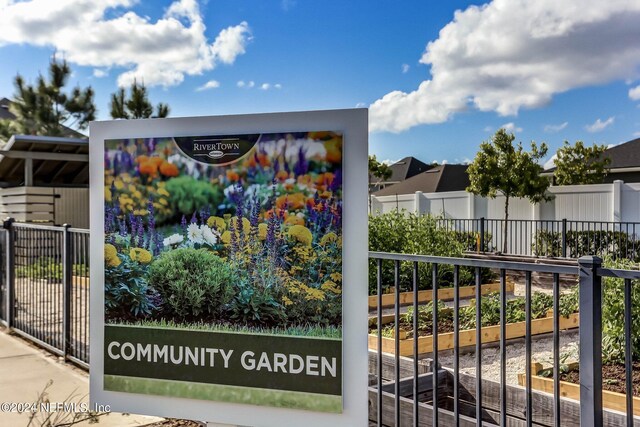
(0, 135, 89, 187)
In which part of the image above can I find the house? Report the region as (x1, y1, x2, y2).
(372, 164, 470, 197)
(369, 156, 431, 192)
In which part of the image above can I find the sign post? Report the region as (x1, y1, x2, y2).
(90, 109, 368, 426)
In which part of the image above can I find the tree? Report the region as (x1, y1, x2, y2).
(466, 129, 552, 253)
(553, 140, 610, 185)
(368, 155, 392, 189)
(109, 81, 170, 119)
(5, 57, 96, 137)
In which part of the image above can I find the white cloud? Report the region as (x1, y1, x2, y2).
(586, 116, 615, 133)
(500, 122, 522, 133)
(483, 126, 493, 132)
(261, 83, 271, 90)
(630, 85, 640, 101)
(237, 80, 255, 88)
(274, 83, 282, 89)
(402, 64, 410, 73)
(93, 68, 107, 78)
(370, 0, 640, 133)
(633, 131, 640, 137)
(380, 158, 400, 166)
(196, 80, 220, 91)
(544, 121, 568, 133)
(355, 102, 367, 108)
(0, 0, 251, 88)
(237, 80, 245, 87)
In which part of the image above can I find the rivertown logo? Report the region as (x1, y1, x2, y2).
(192, 139, 241, 160)
(173, 134, 261, 165)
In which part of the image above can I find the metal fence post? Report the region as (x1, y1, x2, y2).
(562, 219, 568, 258)
(3, 218, 15, 329)
(62, 224, 72, 359)
(578, 256, 603, 427)
(480, 217, 486, 253)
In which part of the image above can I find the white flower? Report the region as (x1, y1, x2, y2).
(163, 233, 184, 247)
(187, 223, 204, 244)
(200, 225, 219, 246)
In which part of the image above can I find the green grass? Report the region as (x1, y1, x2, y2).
(104, 375, 342, 413)
(109, 318, 342, 339)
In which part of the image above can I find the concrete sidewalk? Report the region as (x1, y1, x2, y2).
(0, 327, 163, 426)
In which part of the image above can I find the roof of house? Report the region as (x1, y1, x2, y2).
(601, 138, 640, 169)
(0, 97, 86, 139)
(0, 98, 16, 120)
(386, 156, 431, 182)
(373, 164, 470, 196)
(0, 135, 89, 187)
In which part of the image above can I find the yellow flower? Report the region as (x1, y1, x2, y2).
(330, 272, 342, 282)
(305, 288, 325, 301)
(258, 223, 268, 240)
(282, 296, 293, 306)
(157, 187, 170, 197)
(287, 225, 313, 246)
(321, 280, 342, 294)
(104, 244, 121, 267)
(104, 186, 112, 202)
(220, 230, 231, 244)
(320, 232, 339, 246)
(129, 247, 152, 264)
(229, 217, 251, 234)
(113, 179, 124, 190)
(207, 216, 227, 231)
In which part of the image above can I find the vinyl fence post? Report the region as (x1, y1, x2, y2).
(3, 218, 14, 329)
(562, 218, 568, 258)
(62, 224, 72, 359)
(578, 256, 603, 427)
(480, 217, 486, 253)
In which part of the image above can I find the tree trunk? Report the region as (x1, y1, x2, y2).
(503, 196, 510, 254)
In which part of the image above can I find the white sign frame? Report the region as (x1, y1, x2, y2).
(89, 109, 368, 426)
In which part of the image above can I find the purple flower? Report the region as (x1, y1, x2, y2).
(181, 215, 187, 232)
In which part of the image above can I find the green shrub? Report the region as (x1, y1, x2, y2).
(600, 257, 640, 363)
(459, 291, 555, 329)
(229, 279, 286, 326)
(148, 248, 234, 319)
(369, 210, 495, 294)
(105, 255, 159, 320)
(164, 176, 222, 223)
(532, 229, 639, 260)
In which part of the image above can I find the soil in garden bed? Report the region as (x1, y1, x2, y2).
(370, 317, 455, 338)
(560, 361, 640, 397)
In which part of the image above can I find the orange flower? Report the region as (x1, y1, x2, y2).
(316, 172, 335, 187)
(139, 161, 158, 177)
(136, 155, 149, 164)
(319, 190, 332, 199)
(297, 174, 313, 187)
(275, 170, 290, 182)
(226, 170, 240, 182)
(284, 215, 305, 226)
(159, 161, 179, 177)
(324, 138, 342, 163)
(149, 156, 164, 167)
(306, 197, 316, 209)
(257, 153, 270, 167)
(276, 193, 305, 211)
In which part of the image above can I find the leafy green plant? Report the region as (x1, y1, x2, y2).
(105, 255, 159, 320)
(148, 248, 234, 319)
(532, 229, 639, 261)
(459, 291, 555, 330)
(16, 258, 89, 281)
(229, 281, 286, 326)
(369, 211, 495, 294)
(558, 287, 579, 318)
(164, 176, 222, 223)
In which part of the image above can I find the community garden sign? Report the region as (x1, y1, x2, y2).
(89, 109, 368, 426)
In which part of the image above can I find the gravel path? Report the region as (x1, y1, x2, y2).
(437, 330, 580, 385)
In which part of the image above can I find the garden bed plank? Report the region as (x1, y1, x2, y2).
(368, 280, 515, 309)
(368, 313, 579, 356)
(518, 372, 640, 418)
(367, 350, 430, 380)
(454, 369, 639, 427)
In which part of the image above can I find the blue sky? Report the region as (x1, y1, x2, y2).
(1, 0, 639, 168)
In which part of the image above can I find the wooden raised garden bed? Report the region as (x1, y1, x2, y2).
(368, 312, 579, 356)
(519, 363, 640, 417)
(368, 280, 514, 309)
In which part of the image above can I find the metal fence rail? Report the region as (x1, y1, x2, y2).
(0, 219, 89, 369)
(369, 251, 640, 427)
(438, 217, 640, 260)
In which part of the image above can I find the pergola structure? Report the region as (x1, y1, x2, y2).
(0, 135, 89, 226)
(0, 135, 89, 187)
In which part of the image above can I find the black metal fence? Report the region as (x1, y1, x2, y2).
(0, 219, 89, 368)
(438, 217, 640, 260)
(369, 251, 640, 426)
